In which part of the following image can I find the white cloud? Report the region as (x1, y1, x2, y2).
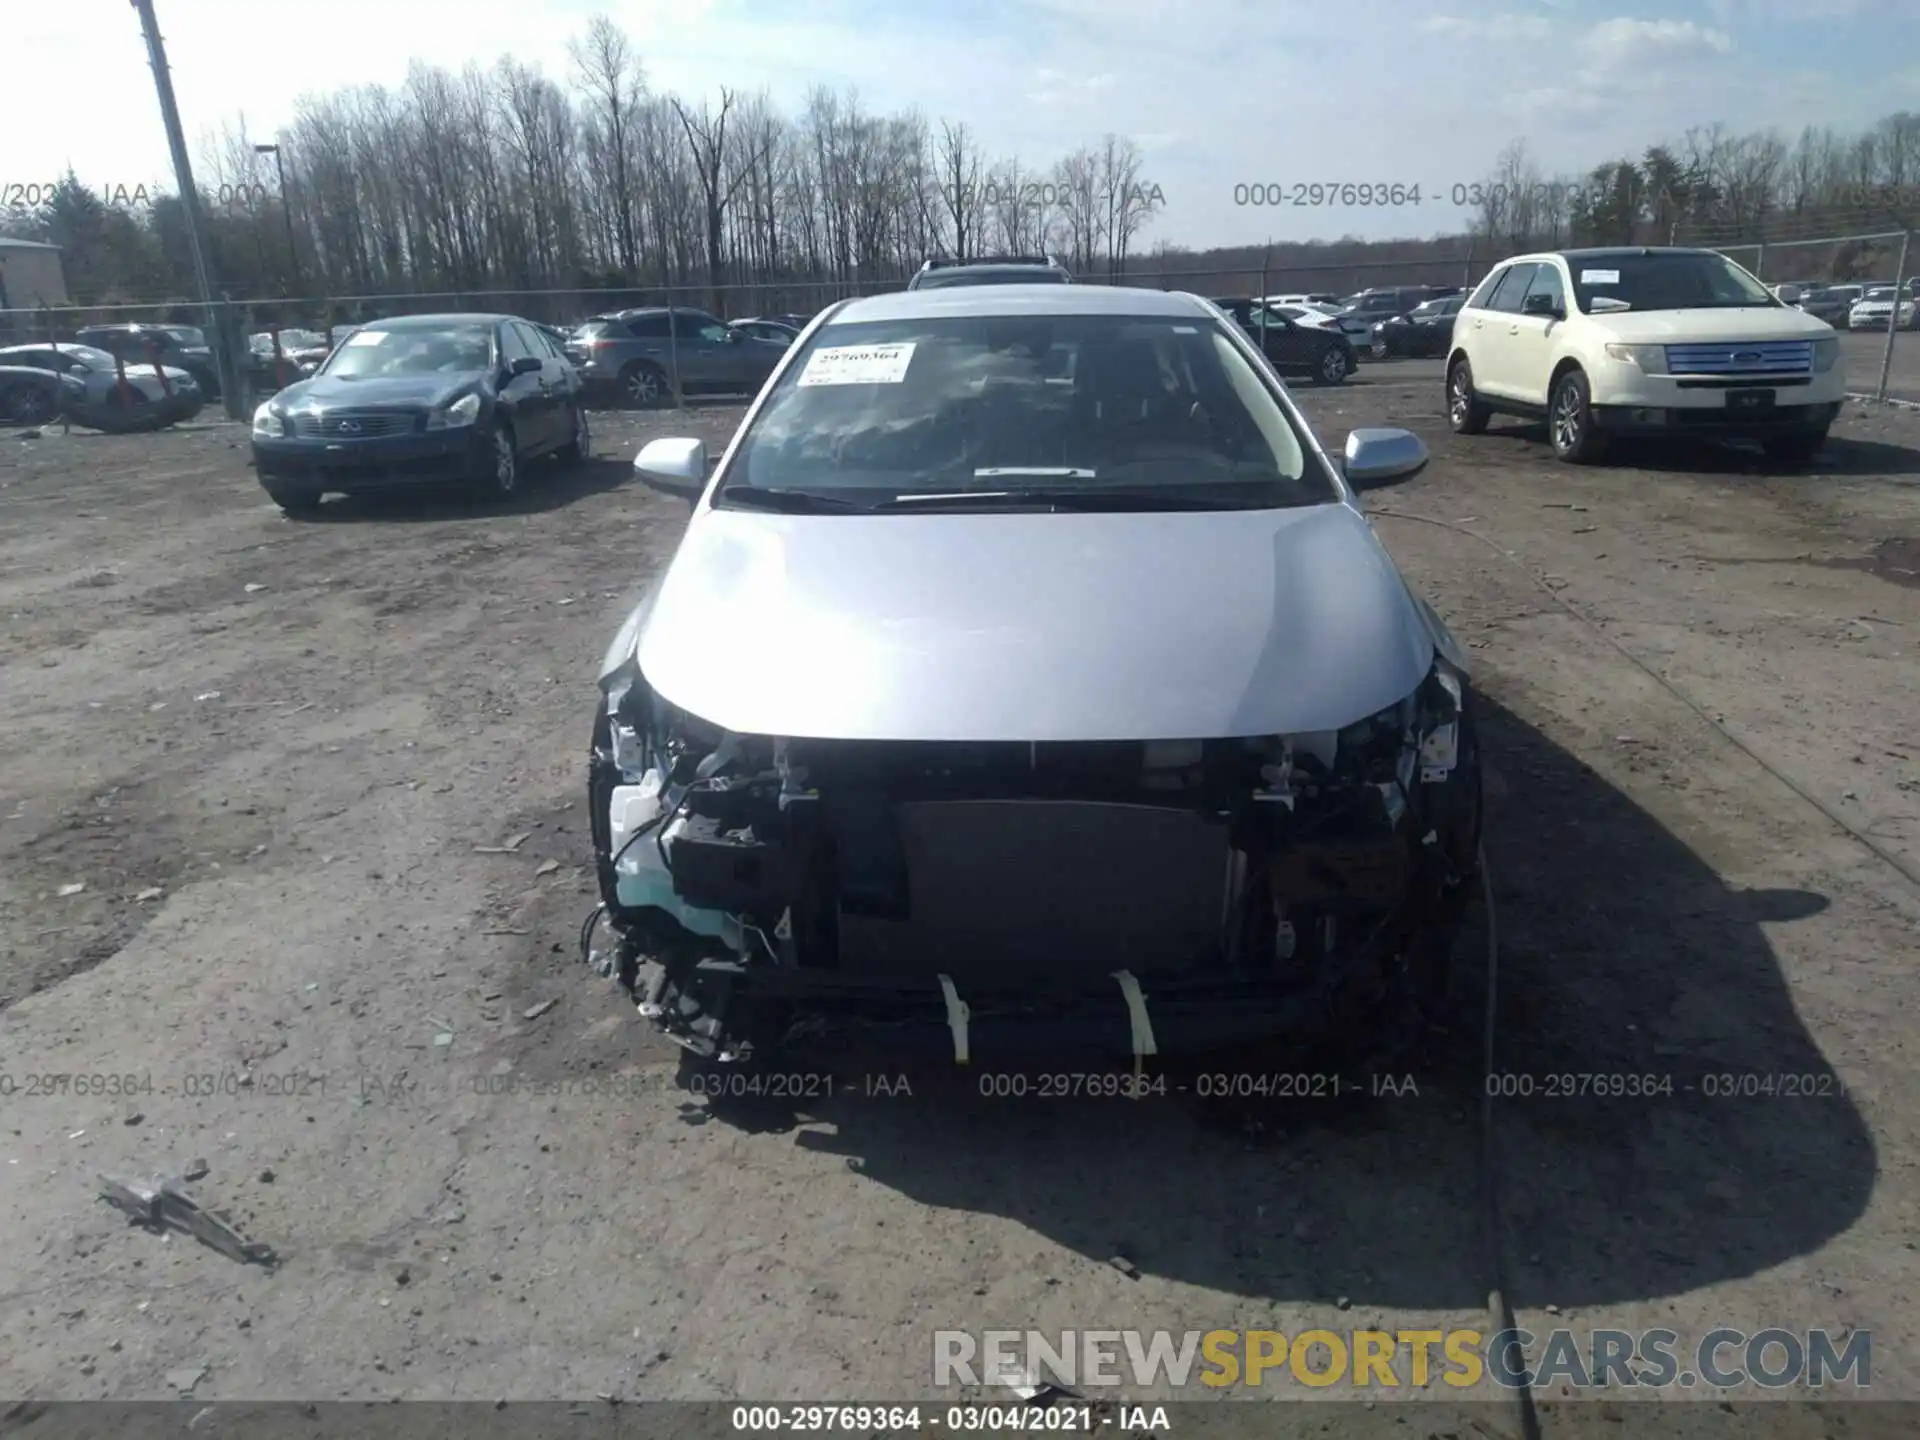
(1581, 17, 1735, 67)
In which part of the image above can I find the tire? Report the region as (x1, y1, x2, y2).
(1446, 356, 1491, 434)
(2, 383, 57, 426)
(262, 481, 322, 515)
(1547, 368, 1607, 464)
(1762, 428, 1828, 467)
(619, 361, 669, 409)
(558, 403, 593, 465)
(476, 425, 519, 498)
(1315, 344, 1350, 385)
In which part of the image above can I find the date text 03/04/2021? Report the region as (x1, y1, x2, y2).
(1231, 180, 1681, 210)
(729, 1405, 1165, 1432)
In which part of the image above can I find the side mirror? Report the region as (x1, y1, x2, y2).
(1522, 293, 1562, 317)
(634, 437, 708, 502)
(509, 355, 542, 376)
(1343, 427, 1429, 488)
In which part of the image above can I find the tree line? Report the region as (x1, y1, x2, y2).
(2, 8, 1917, 318)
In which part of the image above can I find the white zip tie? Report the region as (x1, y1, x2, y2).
(937, 974, 970, 1065)
(1113, 969, 1157, 1066)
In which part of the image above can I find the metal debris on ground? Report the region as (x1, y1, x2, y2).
(523, 998, 559, 1021)
(98, 1174, 279, 1268)
(1107, 1254, 1140, 1279)
(58, 882, 85, 896)
(1014, 1382, 1081, 1403)
(165, 1364, 207, 1393)
(534, 859, 561, 876)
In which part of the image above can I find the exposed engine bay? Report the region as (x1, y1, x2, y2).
(586, 661, 1482, 1067)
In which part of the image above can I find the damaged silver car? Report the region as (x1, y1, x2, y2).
(586, 285, 1482, 1070)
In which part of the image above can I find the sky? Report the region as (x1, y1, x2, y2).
(6, 0, 1917, 250)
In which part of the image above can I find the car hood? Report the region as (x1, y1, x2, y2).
(633, 502, 1437, 742)
(1585, 308, 1833, 344)
(276, 372, 482, 409)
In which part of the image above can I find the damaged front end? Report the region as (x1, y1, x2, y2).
(586, 647, 1482, 1071)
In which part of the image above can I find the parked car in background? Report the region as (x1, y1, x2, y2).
(249, 313, 590, 514)
(595, 283, 1479, 1069)
(247, 330, 325, 389)
(1374, 295, 1464, 358)
(1331, 287, 1433, 357)
(73, 323, 221, 399)
(0, 342, 203, 431)
(728, 318, 800, 346)
(756, 312, 814, 331)
(1792, 287, 1853, 328)
(907, 255, 1073, 289)
(1848, 287, 1919, 330)
(0, 364, 83, 426)
(1446, 247, 1844, 466)
(1208, 296, 1354, 383)
(1262, 292, 1343, 308)
(564, 307, 788, 407)
(1817, 284, 1867, 328)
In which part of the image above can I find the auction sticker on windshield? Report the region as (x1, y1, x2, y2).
(1580, 270, 1620, 284)
(347, 331, 388, 346)
(798, 342, 916, 386)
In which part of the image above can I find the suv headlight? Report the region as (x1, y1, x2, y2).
(426, 392, 482, 430)
(1812, 337, 1840, 373)
(251, 402, 285, 438)
(1604, 342, 1665, 371)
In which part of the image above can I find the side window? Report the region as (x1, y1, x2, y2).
(1486, 263, 1540, 313)
(510, 322, 548, 360)
(697, 322, 731, 344)
(625, 313, 670, 339)
(500, 324, 533, 361)
(1466, 269, 1506, 310)
(1524, 264, 1566, 313)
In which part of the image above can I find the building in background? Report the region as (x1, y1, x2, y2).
(0, 239, 71, 309)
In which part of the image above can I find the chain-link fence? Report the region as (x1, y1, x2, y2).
(5, 228, 1914, 414)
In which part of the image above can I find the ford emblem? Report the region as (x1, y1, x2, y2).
(1732, 350, 1762, 363)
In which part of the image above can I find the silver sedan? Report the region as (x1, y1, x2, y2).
(0, 343, 204, 431)
(586, 283, 1484, 1073)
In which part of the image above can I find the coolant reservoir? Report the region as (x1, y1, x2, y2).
(610, 769, 730, 940)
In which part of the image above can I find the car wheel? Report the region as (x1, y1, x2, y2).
(620, 362, 669, 409)
(262, 480, 322, 515)
(2, 383, 57, 426)
(1548, 369, 1607, 464)
(1317, 344, 1350, 385)
(1446, 357, 1491, 435)
(559, 403, 592, 465)
(1761, 428, 1828, 467)
(479, 425, 519, 497)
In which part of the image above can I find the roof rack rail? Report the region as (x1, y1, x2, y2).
(918, 254, 1063, 271)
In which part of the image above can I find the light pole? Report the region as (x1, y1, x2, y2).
(254, 142, 301, 296)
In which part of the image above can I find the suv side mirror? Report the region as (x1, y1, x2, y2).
(634, 437, 708, 502)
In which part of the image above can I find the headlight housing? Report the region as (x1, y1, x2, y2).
(1603, 342, 1665, 371)
(251, 402, 284, 438)
(1812, 337, 1840, 373)
(426, 392, 482, 430)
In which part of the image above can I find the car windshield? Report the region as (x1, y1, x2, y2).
(320, 324, 495, 378)
(32, 345, 116, 370)
(715, 311, 1332, 511)
(1570, 252, 1775, 313)
(1862, 288, 1896, 302)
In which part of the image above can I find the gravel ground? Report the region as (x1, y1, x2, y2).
(2, 369, 1918, 1432)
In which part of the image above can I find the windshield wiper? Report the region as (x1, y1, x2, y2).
(879, 486, 1251, 512)
(715, 486, 877, 513)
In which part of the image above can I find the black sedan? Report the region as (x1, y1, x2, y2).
(1373, 295, 1463, 358)
(249, 313, 590, 514)
(1208, 297, 1354, 384)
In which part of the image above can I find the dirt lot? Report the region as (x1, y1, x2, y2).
(2, 367, 1919, 1430)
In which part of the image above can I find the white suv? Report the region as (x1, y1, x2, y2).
(1445, 247, 1845, 465)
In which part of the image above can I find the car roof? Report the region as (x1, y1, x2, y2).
(828, 285, 1211, 325)
(360, 313, 511, 328)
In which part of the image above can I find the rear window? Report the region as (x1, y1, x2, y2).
(573, 320, 632, 341)
(914, 268, 1069, 289)
(719, 312, 1334, 510)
